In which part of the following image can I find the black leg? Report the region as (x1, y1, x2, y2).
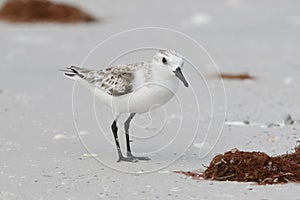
(111, 119, 137, 163)
(124, 113, 151, 161)
(124, 113, 135, 154)
(111, 120, 123, 161)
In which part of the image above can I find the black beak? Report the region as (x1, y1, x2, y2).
(174, 67, 189, 87)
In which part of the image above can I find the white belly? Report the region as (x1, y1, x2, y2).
(115, 85, 177, 113)
(87, 77, 179, 114)
(115, 80, 178, 113)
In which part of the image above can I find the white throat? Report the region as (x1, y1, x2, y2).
(150, 65, 179, 94)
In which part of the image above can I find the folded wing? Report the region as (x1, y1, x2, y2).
(62, 66, 136, 96)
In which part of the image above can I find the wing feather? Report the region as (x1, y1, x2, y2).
(62, 65, 140, 96)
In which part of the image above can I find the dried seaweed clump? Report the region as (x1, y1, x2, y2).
(0, 0, 97, 23)
(219, 73, 255, 80)
(176, 142, 300, 185)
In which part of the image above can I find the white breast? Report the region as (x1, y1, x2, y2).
(87, 65, 180, 115)
(111, 76, 179, 114)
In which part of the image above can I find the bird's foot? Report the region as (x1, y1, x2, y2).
(127, 153, 151, 161)
(117, 155, 138, 163)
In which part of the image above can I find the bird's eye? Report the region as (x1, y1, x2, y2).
(162, 57, 167, 64)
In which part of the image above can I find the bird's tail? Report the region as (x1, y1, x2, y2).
(60, 66, 86, 80)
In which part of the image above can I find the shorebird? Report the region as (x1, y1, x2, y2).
(62, 49, 189, 162)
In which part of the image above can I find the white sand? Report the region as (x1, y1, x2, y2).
(1, 0, 300, 199)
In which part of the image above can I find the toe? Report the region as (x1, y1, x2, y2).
(117, 156, 138, 163)
(129, 155, 151, 161)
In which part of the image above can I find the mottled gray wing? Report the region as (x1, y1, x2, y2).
(95, 72, 134, 96)
(62, 66, 135, 96)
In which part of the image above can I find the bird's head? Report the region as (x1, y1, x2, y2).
(152, 49, 189, 87)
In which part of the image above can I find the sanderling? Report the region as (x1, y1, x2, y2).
(62, 49, 189, 162)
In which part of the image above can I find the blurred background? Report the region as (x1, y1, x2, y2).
(1, 0, 300, 199)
